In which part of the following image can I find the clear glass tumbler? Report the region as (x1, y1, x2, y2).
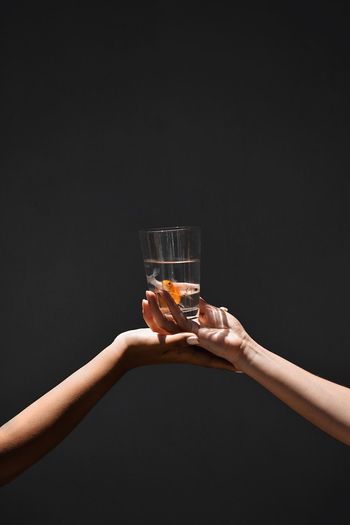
(139, 226, 201, 319)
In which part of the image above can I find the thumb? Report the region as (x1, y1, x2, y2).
(199, 297, 211, 321)
(199, 297, 208, 310)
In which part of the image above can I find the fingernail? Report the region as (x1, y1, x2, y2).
(187, 336, 199, 345)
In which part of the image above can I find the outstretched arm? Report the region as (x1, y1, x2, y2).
(233, 338, 350, 446)
(145, 291, 350, 446)
(0, 326, 233, 486)
(0, 338, 127, 486)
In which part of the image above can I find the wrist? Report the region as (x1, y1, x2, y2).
(107, 333, 133, 373)
(110, 332, 146, 372)
(235, 334, 265, 372)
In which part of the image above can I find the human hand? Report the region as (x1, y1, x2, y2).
(114, 326, 235, 372)
(142, 291, 251, 371)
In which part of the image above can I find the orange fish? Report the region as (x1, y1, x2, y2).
(162, 279, 181, 304)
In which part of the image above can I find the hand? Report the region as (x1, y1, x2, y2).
(114, 327, 235, 372)
(142, 291, 250, 371)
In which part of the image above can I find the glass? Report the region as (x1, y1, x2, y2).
(139, 226, 201, 319)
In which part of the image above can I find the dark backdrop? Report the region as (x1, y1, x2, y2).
(1, 3, 349, 524)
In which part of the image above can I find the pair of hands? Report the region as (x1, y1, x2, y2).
(117, 290, 250, 373)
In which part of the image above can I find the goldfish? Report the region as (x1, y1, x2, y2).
(162, 279, 181, 304)
(146, 269, 199, 305)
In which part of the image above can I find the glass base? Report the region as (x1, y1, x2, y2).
(182, 308, 199, 320)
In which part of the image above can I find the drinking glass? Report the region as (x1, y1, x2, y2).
(139, 226, 201, 319)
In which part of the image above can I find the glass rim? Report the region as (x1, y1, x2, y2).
(139, 225, 200, 234)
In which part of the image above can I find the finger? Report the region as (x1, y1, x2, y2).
(199, 297, 223, 313)
(198, 300, 230, 328)
(160, 331, 195, 345)
(199, 296, 215, 313)
(198, 297, 217, 325)
(198, 297, 209, 322)
(142, 299, 159, 331)
(142, 299, 168, 334)
(146, 291, 179, 334)
(186, 335, 200, 345)
(199, 297, 208, 311)
(186, 346, 236, 372)
(161, 290, 197, 332)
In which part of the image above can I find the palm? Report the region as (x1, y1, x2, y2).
(142, 291, 247, 369)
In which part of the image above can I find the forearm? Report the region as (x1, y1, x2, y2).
(0, 336, 129, 485)
(237, 339, 350, 446)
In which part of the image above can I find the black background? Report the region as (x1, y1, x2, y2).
(1, 2, 350, 524)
